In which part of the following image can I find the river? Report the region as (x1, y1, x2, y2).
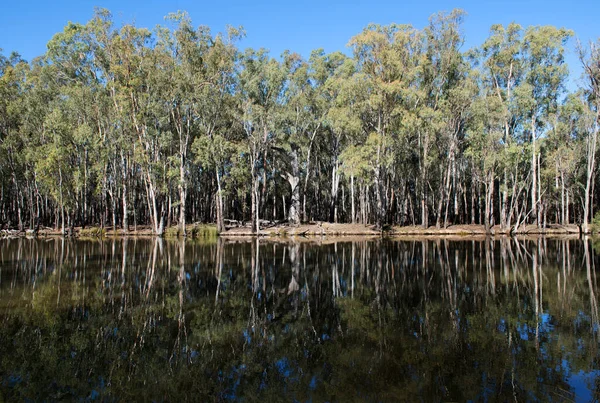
(0, 237, 598, 401)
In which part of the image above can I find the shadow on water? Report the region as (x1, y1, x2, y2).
(0, 236, 599, 401)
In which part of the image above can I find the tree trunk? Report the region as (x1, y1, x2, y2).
(583, 124, 598, 233)
(179, 162, 187, 237)
(531, 117, 538, 227)
(215, 167, 225, 233)
(329, 156, 340, 223)
(351, 173, 355, 224)
(287, 147, 300, 226)
(251, 175, 259, 234)
(122, 153, 128, 233)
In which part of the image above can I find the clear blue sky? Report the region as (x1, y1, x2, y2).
(1, 0, 598, 86)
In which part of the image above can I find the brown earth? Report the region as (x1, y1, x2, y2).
(0, 222, 587, 239)
(220, 222, 585, 238)
(221, 222, 381, 237)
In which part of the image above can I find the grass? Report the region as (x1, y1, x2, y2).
(189, 224, 218, 239)
(78, 227, 106, 238)
(164, 226, 182, 238)
(165, 223, 219, 239)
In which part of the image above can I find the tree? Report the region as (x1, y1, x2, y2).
(578, 39, 600, 233)
(238, 49, 286, 233)
(521, 26, 572, 227)
(350, 23, 422, 229)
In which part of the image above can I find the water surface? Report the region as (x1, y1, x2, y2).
(0, 237, 599, 401)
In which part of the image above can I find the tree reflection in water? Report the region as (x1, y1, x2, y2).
(0, 236, 598, 401)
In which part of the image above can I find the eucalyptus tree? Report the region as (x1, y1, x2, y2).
(520, 26, 572, 227)
(339, 144, 371, 224)
(45, 19, 113, 229)
(238, 49, 286, 232)
(0, 50, 9, 225)
(350, 23, 422, 229)
(276, 51, 310, 225)
(578, 39, 600, 233)
(545, 97, 580, 224)
(478, 23, 572, 229)
(192, 27, 241, 232)
(274, 50, 355, 224)
(107, 24, 173, 235)
(323, 53, 361, 223)
(0, 51, 29, 229)
(465, 79, 507, 231)
(479, 23, 525, 230)
(421, 10, 470, 228)
(157, 13, 242, 235)
(85, 9, 134, 231)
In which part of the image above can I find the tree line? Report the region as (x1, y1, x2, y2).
(1, 8, 599, 235)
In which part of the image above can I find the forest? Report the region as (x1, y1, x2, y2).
(0, 8, 599, 235)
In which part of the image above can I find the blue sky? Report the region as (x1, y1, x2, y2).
(1, 0, 598, 86)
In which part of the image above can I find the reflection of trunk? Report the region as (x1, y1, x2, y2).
(145, 237, 160, 300)
(251, 238, 260, 293)
(333, 242, 343, 297)
(485, 239, 495, 295)
(119, 238, 128, 318)
(559, 240, 569, 305)
(171, 239, 187, 363)
(500, 238, 508, 288)
(214, 238, 224, 305)
(532, 240, 540, 350)
(583, 237, 599, 330)
(351, 242, 355, 298)
(288, 243, 300, 294)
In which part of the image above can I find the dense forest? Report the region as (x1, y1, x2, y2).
(1, 8, 599, 235)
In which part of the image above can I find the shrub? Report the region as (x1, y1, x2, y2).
(164, 226, 182, 238)
(592, 211, 600, 233)
(189, 224, 218, 239)
(78, 227, 106, 238)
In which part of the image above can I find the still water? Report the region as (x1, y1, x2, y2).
(0, 237, 598, 402)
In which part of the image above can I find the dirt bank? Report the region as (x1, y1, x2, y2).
(0, 222, 587, 239)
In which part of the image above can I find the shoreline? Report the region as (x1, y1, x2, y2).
(0, 223, 589, 239)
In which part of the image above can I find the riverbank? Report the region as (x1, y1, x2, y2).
(0, 222, 587, 239)
(222, 222, 584, 237)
